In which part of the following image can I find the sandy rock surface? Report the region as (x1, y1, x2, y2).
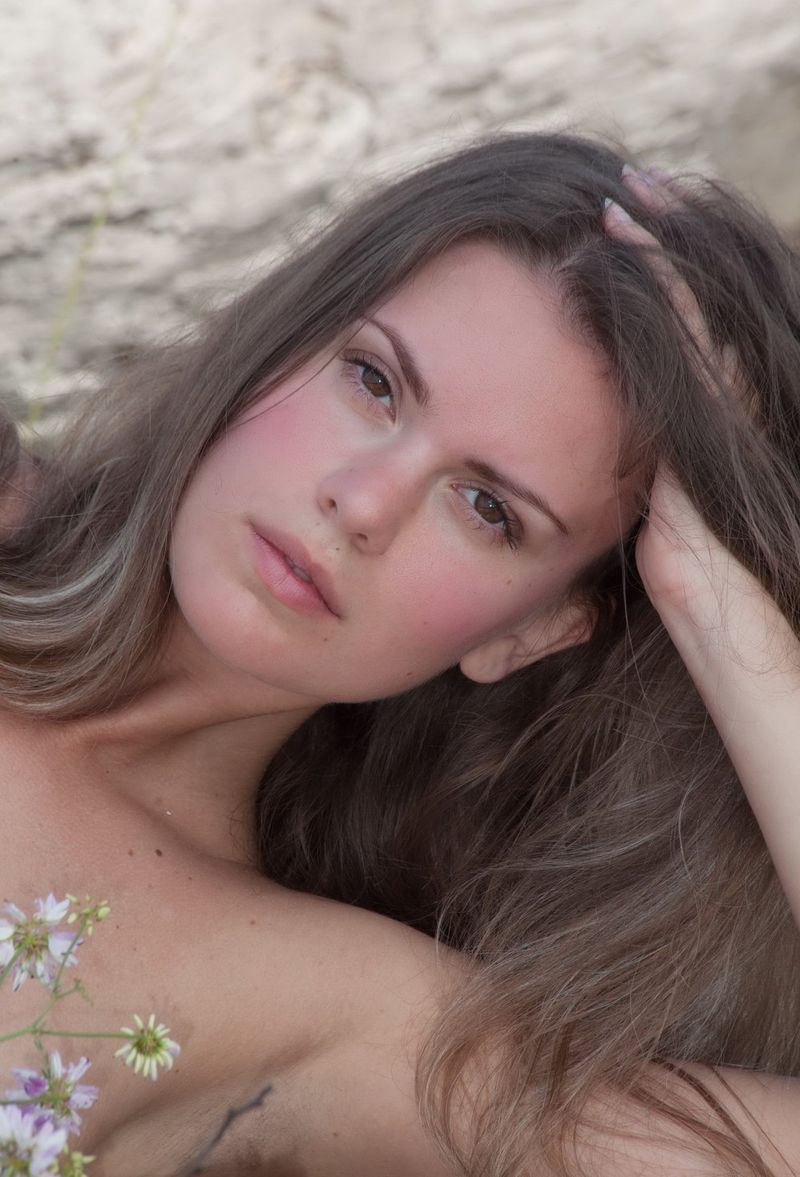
(1, 0, 799, 416)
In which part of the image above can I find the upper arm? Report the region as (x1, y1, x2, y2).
(573, 1063, 800, 1177)
(179, 875, 465, 1175)
(173, 878, 800, 1177)
(705, 1066, 800, 1176)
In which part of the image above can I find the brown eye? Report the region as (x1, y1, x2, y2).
(459, 485, 521, 550)
(472, 489, 506, 525)
(358, 362, 392, 402)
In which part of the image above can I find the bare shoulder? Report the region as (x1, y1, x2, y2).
(192, 866, 466, 1049)
(573, 1062, 800, 1177)
(696, 1065, 800, 1175)
(178, 876, 800, 1177)
(176, 868, 466, 1175)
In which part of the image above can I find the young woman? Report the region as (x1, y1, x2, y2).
(1, 133, 800, 1176)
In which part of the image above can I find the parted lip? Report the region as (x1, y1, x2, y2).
(250, 521, 342, 617)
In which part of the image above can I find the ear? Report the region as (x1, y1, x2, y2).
(459, 599, 595, 684)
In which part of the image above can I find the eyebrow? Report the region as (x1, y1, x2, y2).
(364, 315, 570, 537)
(462, 458, 569, 537)
(365, 315, 432, 408)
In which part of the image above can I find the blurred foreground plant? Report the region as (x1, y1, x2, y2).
(0, 893, 180, 1175)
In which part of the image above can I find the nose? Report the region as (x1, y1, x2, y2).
(316, 450, 424, 555)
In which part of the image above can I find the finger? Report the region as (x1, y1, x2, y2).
(602, 199, 712, 355)
(604, 198, 753, 417)
(620, 165, 675, 216)
(622, 164, 684, 216)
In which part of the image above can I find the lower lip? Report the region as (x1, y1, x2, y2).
(250, 529, 333, 618)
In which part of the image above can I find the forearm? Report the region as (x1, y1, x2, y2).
(657, 588, 800, 930)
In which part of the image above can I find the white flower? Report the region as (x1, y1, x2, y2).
(113, 1014, 181, 1082)
(0, 1103, 67, 1176)
(0, 895, 80, 992)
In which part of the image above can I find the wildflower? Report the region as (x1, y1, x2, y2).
(56, 1151, 94, 1177)
(113, 1014, 180, 1081)
(0, 1103, 67, 1176)
(6, 1053, 98, 1136)
(64, 898, 110, 939)
(0, 896, 80, 992)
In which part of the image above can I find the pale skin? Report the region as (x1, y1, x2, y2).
(2, 183, 800, 1174)
(0, 242, 639, 1175)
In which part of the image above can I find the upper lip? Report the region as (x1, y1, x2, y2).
(251, 522, 342, 617)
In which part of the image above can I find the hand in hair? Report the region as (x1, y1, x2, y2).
(604, 172, 800, 937)
(605, 168, 757, 633)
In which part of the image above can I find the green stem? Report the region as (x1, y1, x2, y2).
(50, 923, 86, 997)
(27, 983, 83, 1034)
(0, 1022, 130, 1047)
(0, 1024, 40, 1045)
(32, 1029, 129, 1042)
(0, 973, 113, 1047)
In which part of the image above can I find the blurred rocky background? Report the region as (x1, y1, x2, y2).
(2, 0, 799, 423)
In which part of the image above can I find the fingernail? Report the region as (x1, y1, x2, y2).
(622, 163, 657, 187)
(603, 197, 633, 223)
(647, 166, 672, 184)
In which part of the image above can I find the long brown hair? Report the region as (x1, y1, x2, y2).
(3, 133, 800, 1174)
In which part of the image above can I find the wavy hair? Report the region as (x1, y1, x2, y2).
(3, 133, 800, 1174)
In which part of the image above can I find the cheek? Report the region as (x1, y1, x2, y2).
(388, 557, 560, 660)
(405, 583, 487, 649)
(225, 400, 311, 481)
(230, 382, 357, 495)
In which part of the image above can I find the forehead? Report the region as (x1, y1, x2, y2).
(375, 241, 631, 542)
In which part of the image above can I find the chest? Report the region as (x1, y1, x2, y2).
(0, 721, 449, 1177)
(0, 725, 280, 1172)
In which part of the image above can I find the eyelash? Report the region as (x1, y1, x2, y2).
(457, 485, 522, 551)
(341, 349, 522, 552)
(342, 350, 398, 417)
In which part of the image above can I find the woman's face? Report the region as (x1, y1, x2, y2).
(170, 241, 637, 707)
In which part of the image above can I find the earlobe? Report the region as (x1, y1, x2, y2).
(459, 601, 595, 684)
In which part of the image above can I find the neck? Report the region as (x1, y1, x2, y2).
(46, 624, 322, 866)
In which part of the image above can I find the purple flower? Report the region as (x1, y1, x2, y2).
(6, 1053, 99, 1137)
(0, 895, 81, 992)
(0, 1102, 67, 1175)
